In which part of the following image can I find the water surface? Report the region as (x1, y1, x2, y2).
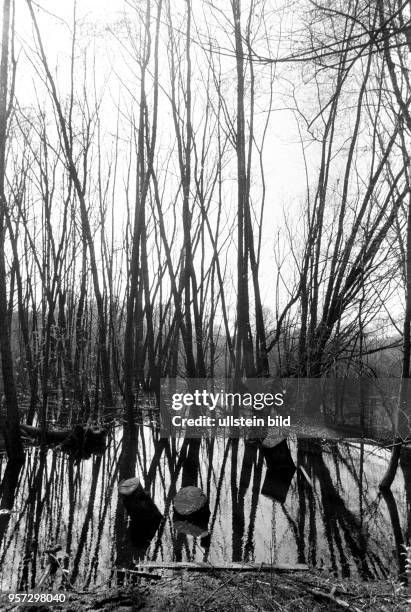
(0, 423, 409, 591)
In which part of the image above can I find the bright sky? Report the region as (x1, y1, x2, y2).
(8, 0, 395, 331)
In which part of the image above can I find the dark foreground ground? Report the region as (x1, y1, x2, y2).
(3, 569, 410, 612)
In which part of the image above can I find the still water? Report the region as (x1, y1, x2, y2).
(0, 423, 409, 591)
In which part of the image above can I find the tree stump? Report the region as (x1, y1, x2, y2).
(119, 478, 162, 559)
(119, 477, 144, 498)
(119, 477, 162, 522)
(173, 486, 207, 516)
(173, 486, 210, 528)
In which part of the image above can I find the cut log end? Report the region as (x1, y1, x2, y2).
(173, 486, 207, 516)
(118, 477, 143, 497)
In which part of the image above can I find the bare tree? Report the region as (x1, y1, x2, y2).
(0, 0, 24, 462)
(27, 0, 113, 408)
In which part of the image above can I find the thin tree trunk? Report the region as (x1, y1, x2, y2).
(27, 0, 113, 407)
(0, 0, 24, 462)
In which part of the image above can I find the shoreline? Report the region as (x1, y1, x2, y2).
(5, 568, 409, 611)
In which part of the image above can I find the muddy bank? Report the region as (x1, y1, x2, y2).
(5, 569, 410, 611)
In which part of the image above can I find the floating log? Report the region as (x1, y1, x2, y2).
(173, 486, 208, 516)
(134, 561, 309, 572)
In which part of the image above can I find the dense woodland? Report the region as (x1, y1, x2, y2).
(0, 0, 410, 486)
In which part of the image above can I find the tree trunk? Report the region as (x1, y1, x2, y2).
(0, 0, 24, 463)
(232, 0, 255, 378)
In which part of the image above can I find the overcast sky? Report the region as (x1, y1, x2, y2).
(7, 0, 398, 332)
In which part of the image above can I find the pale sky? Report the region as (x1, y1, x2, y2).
(7, 0, 399, 333)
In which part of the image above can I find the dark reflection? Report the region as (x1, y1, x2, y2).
(0, 428, 408, 590)
(128, 513, 162, 562)
(20, 424, 107, 459)
(261, 439, 296, 503)
(19, 449, 48, 590)
(400, 447, 411, 548)
(181, 439, 201, 488)
(0, 459, 23, 549)
(380, 487, 407, 582)
(61, 425, 107, 459)
(298, 440, 378, 579)
(173, 516, 209, 538)
(70, 454, 103, 584)
(115, 423, 138, 581)
(173, 439, 204, 561)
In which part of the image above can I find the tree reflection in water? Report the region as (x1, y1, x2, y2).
(0, 427, 408, 590)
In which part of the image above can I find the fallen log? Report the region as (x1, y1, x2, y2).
(116, 568, 162, 580)
(134, 561, 309, 572)
(306, 587, 351, 609)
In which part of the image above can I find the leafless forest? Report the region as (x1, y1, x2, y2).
(0, 0, 410, 597)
